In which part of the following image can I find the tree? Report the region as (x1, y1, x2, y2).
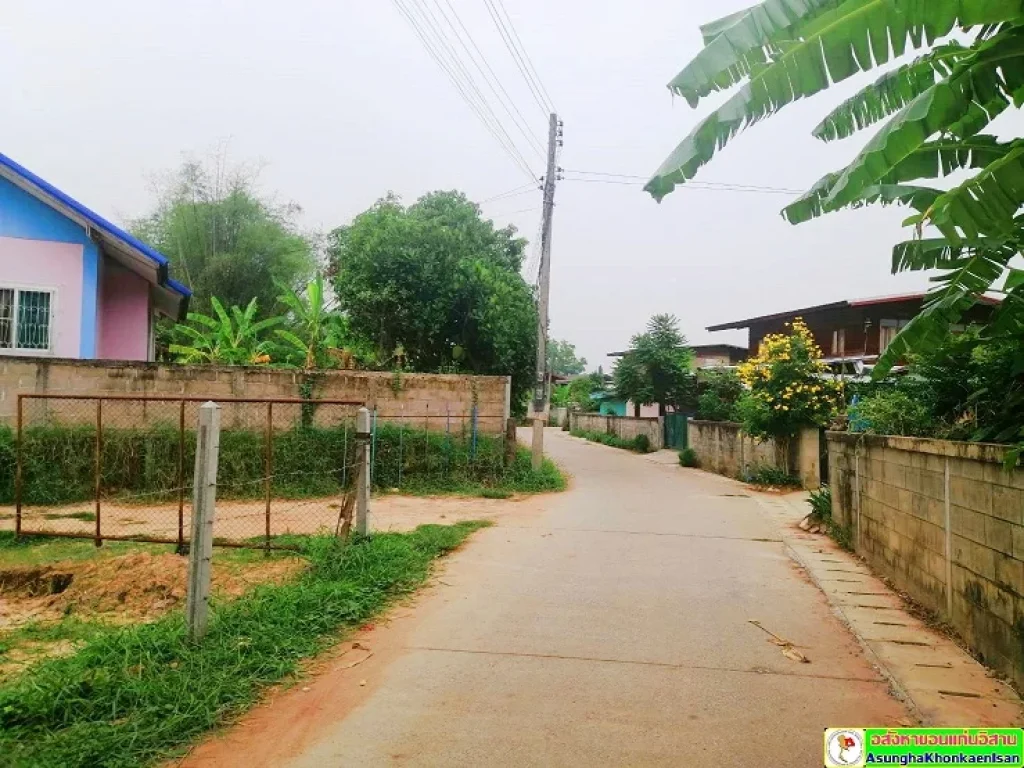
(735, 319, 842, 440)
(613, 315, 695, 416)
(274, 274, 368, 370)
(132, 156, 316, 314)
(328, 191, 537, 410)
(548, 339, 587, 377)
(696, 369, 744, 422)
(645, 3, 1024, 380)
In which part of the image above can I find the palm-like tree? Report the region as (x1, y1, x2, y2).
(646, 1, 1024, 375)
(275, 274, 355, 370)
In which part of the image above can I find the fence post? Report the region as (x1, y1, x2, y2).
(14, 395, 22, 538)
(504, 417, 518, 467)
(186, 402, 221, 643)
(355, 407, 372, 536)
(944, 457, 953, 616)
(94, 399, 103, 548)
(531, 418, 544, 470)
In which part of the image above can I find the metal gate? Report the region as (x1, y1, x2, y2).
(664, 413, 688, 450)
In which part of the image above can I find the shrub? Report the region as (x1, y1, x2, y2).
(848, 390, 934, 437)
(736, 318, 842, 439)
(743, 464, 801, 488)
(570, 429, 654, 454)
(633, 434, 652, 453)
(695, 369, 743, 421)
(807, 486, 832, 521)
(678, 448, 699, 467)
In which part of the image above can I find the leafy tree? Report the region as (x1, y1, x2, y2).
(613, 315, 696, 416)
(645, 3, 1024, 381)
(328, 191, 537, 411)
(170, 297, 281, 365)
(551, 371, 606, 411)
(696, 369, 744, 422)
(735, 319, 842, 439)
(132, 156, 316, 314)
(548, 339, 587, 377)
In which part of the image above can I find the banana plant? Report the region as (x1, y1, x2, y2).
(170, 297, 282, 365)
(274, 274, 358, 370)
(646, 0, 1024, 380)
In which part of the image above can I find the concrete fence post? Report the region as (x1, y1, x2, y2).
(186, 401, 221, 643)
(355, 407, 371, 536)
(944, 457, 953, 615)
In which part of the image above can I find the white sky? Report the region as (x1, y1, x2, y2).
(2, 1, 1012, 370)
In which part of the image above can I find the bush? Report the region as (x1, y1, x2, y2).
(743, 464, 801, 488)
(678, 448, 699, 467)
(695, 369, 743, 421)
(848, 390, 934, 437)
(807, 486, 832, 521)
(570, 429, 654, 454)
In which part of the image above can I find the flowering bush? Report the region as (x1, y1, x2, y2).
(735, 318, 841, 439)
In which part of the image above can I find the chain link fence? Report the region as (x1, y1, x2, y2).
(7, 395, 362, 550)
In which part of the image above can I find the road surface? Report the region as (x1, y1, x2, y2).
(186, 428, 907, 767)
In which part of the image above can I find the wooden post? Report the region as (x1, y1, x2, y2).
(186, 402, 221, 643)
(355, 407, 371, 536)
(504, 417, 518, 468)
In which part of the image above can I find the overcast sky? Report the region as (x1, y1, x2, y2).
(1, 1, 997, 370)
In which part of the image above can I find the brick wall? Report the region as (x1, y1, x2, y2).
(0, 357, 510, 434)
(828, 432, 1024, 687)
(570, 412, 663, 450)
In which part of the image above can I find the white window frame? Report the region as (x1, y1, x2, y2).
(879, 318, 910, 352)
(0, 284, 58, 356)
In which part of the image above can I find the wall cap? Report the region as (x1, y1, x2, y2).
(826, 431, 1017, 466)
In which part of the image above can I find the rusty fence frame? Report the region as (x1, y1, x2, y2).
(14, 394, 364, 551)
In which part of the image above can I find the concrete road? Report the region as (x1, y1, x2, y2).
(191, 429, 908, 767)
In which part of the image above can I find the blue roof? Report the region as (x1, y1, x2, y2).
(0, 151, 191, 302)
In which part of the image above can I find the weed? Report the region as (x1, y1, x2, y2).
(0, 522, 489, 768)
(678, 448, 699, 468)
(804, 486, 852, 550)
(743, 464, 802, 488)
(570, 429, 655, 454)
(480, 488, 512, 500)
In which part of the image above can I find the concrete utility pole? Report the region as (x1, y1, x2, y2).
(532, 112, 561, 469)
(186, 401, 221, 643)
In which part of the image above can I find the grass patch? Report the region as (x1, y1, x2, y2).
(41, 511, 96, 522)
(0, 533, 167, 569)
(0, 521, 489, 768)
(742, 464, 802, 489)
(480, 488, 513, 500)
(570, 429, 654, 454)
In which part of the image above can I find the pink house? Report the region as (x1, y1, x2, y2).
(0, 153, 189, 361)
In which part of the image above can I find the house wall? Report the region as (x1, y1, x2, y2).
(828, 432, 1024, 689)
(0, 356, 511, 434)
(98, 257, 151, 361)
(0, 237, 83, 358)
(0, 174, 99, 358)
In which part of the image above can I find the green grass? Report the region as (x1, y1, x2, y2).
(0, 522, 489, 768)
(1, 423, 564, 506)
(570, 429, 654, 454)
(0, 533, 167, 569)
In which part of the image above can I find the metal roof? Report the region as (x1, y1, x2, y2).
(0, 151, 190, 318)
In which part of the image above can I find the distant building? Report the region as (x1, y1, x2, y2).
(0, 153, 190, 361)
(706, 294, 997, 366)
(691, 343, 748, 369)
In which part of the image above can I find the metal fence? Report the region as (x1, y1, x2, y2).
(4, 395, 525, 551)
(10, 394, 362, 550)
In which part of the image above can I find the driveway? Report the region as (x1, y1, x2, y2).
(185, 428, 908, 767)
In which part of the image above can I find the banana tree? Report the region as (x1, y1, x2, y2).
(170, 297, 282, 365)
(646, 0, 1024, 384)
(275, 274, 360, 370)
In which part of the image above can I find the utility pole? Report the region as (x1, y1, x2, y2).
(532, 112, 561, 469)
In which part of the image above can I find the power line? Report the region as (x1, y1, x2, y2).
(392, 0, 537, 182)
(496, 205, 541, 216)
(437, 0, 546, 158)
(479, 183, 540, 204)
(403, 0, 537, 178)
(492, 0, 555, 111)
(483, 0, 551, 118)
(562, 169, 803, 195)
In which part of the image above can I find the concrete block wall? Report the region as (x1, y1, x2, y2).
(0, 357, 510, 434)
(570, 412, 663, 450)
(828, 432, 1024, 688)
